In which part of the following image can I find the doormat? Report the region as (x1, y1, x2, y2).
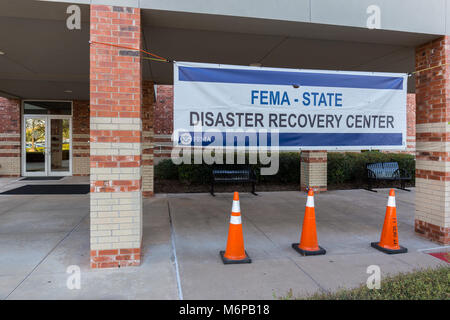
(1, 184, 90, 195)
(427, 252, 450, 263)
(21, 177, 64, 181)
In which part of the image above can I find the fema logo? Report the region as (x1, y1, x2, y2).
(180, 132, 192, 145)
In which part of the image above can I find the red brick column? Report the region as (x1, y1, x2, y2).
(153, 85, 174, 160)
(300, 151, 327, 192)
(142, 80, 154, 197)
(406, 94, 416, 154)
(0, 97, 21, 177)
(72, 100, 90, 176)
(415, 36, 450, 244)
(89, 5, 143, 268)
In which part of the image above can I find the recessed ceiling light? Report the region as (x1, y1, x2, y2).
(0, 51, 5, 55)
(64, 90, 73, 93)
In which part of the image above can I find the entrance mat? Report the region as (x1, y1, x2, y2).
(427, 252, 450, 263)
(1, 184, 89, 195)
(21, 177, 64, 181)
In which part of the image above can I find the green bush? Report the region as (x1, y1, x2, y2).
(327, 151, 415, 186)
(154, 153, 301, 185)
(177, 162, 213, 184)
(153, 158, 179, 180)
(257, 152, 300, 184)
(154, 151, 415, 187)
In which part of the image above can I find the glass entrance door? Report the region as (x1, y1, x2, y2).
(24, 117, 47, 175)
(49, 118, 71, 175)
(23, 116, 72, 176)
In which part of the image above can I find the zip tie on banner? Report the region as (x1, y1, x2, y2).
(408, 63, 449, 77)
(89, 40, 171, 63)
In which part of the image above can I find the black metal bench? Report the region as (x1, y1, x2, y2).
(366, 162, 411, 192)
(211, 165, 257, 196)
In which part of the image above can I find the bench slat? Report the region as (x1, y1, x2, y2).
(211, 166, 257, 195)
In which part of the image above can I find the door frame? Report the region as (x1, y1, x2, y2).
(21, 100, 73, 177)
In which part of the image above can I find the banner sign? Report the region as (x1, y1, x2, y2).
(173, 61, 407, 150)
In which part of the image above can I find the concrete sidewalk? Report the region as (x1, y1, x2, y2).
(0, 178, 447, 299)
(0, 177, 178, 300)
(168, 189, 448, 299)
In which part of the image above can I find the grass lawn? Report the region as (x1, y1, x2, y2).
(281, 265, 450, 300)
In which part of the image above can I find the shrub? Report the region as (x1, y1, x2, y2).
(177, 162, 213, 184)
(327, 151, 415, 186)
(154, 151, 415, 187)
(257, 152, 300, 184)
(153, 159, 178, 180)
(154, 153, 301, 185)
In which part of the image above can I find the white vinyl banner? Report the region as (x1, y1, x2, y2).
(173, 61, 407, 150)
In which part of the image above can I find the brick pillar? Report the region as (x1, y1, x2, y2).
(300, 151, 327, 192)
(0, 97, 20, 177)
(415, 36, 450, 245)
(142, 81, 154, 197)
(153, 85, 174, 160)
(406, 94, 416, 155)
(72, 100, 90, 176)
(89, 5, 143, 268)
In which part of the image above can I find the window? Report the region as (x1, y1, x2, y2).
(23, 101, 72, 115)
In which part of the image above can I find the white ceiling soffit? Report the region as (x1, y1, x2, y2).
(2, 0, 90, 22)
(0, 0, 90, 99)
(142, 26, 417, 92)
(141, 9, 440, 47)
(0, 0, 441, 99)
(40, 0, 448, 36)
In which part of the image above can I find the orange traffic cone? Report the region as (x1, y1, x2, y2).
(292, 189, 326, 256)
(220, 192, 252, 264)
(371, 189, 407, 254)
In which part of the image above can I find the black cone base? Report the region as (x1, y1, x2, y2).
(220, 250, 252, 264)
(371, 242, 407, 254)
(292, 243, 326, 256)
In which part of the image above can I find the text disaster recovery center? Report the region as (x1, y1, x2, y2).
(188, 89, 399, 129)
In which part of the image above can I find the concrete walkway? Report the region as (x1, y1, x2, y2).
(0, 177, 178, 299)
(0, 177, 447, 299)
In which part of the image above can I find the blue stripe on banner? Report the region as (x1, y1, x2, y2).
(178, 66, 404, 90)
(178, 132, 403, 147)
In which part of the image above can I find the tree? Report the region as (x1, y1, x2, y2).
(26, 119, 45, 152)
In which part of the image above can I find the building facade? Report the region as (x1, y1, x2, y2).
(0, 1, 449, 269)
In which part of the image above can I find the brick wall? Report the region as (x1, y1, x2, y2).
(383, 93, 416, 155)
(72, 100, 90, 176)
(153, 85, 173, 160)
(89, 4, 143, 268)
(406, 94, 416, 154)
(142, 80, 154, 197)
(414, 36, 450, 244)
(0, 97, 21, 177)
